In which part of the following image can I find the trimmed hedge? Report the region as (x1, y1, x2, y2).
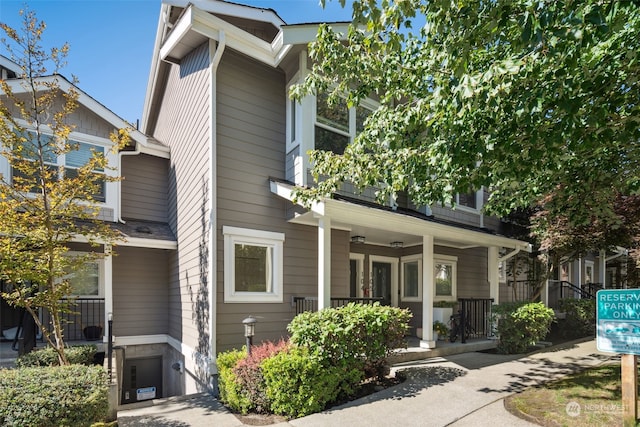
(288, 302, 411, 379)
(262, 346, 361, 418)
(493, 302, 555, 354)
(16, 344, 98, 368)
(0, 364, 108, 426)
(217, 303, 412, 418)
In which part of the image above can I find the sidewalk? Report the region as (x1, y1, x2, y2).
(118, 339, 614, 427)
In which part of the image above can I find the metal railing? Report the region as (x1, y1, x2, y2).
(547, 281, 600, 310)
(43, 297, 105, 341)
(293, 296, 383, 315)
(456, 298, 494, 343)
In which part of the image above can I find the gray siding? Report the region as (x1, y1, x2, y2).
(151, 42, 211, 354)
(215, 51, 352, 350)
(113, 246, 170, 336)
(121, 154, 169, 222)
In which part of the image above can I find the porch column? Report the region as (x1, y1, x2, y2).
(103, 245, 113, 344)
(317, 215, 331, 310)
(420, 235, 435, 348)
(488, 246, 499, 304)
(599, 249, 606, 288)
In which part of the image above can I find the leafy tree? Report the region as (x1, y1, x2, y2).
(292, 1, 640, 263)
(0, 10, 128, 364)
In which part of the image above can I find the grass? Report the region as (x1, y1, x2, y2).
(505, 363, 639, 426)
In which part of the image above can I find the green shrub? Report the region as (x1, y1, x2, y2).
(288, 302, 411, 379)
(493, 302, 555, 354)
(216, 348, 251, 414)
(262, 346, 362, 418)
(16, 344, 98, 368)
(0, 364, 108, 426)
(232, 340, 289, 414)
(558, 298, 596, 338)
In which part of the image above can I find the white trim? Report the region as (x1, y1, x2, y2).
(401, 254, 422, 302)
(63, 251, 105, 298)
(368, 255, 398, 306)
(0, 55, 21, 75)
(434, 254, 458, 302)
(585, 259, 595, 284)
(223, 226, 285, 303)
(117, 237, 177, 250)
(350, 253, 365, 297)
(3, 76, 169, 158)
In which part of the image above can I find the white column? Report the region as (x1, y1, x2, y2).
(317, 216, 331, 310)
(420, 235, 435, 348)
(599, 249, 606, 288)
(103, 244, 113, 344)
(488, 246, 499, 304)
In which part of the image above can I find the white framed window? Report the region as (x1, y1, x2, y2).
(585, 260, 595, 284)
(454, 190, 480, 211)
(314, 92, 375, 154)
(499, 260, 506, 283)
(63, 252, 105, 298)
(10, 129, 107, 202)
(223, 226, 285, 303)
(434, 254, 457, 301)
(401, 254, 422, 302)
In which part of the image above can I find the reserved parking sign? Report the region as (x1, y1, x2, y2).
(597, 289, 640, 355)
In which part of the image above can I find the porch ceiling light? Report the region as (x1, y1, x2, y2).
(390, 241, 403, 248)
(351, 235, 366, 244)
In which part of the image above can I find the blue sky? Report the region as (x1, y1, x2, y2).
(0, 0, 353, 126)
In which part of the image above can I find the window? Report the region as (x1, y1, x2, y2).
(434, 255, 457, 301)
(11, 130, 106, 202)
(63, 254, 104, 298)
(223, 226, 284, 303)
(314, 92, 373, 154)
(401, 255, 422, 302)
(455, 191, 478, 210)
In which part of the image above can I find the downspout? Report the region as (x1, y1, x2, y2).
(117, 144, 141, 223)
(208, 32, 226, 383)
(498, 248, 521, 264)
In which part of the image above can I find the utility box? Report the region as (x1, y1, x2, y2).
(121, 356, 163, 404)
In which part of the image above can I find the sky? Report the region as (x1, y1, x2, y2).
(0, 0, 354, 126)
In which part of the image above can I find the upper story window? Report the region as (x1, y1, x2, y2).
(455, 191, 478, 210)
(11, 130, 106, 202)
(314, 92, 373, 155)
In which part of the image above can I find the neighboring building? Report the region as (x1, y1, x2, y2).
(0, 55, 179, 401)
(140, 0, 532, 397)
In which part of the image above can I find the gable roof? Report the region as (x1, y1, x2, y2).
(2, 72, 169, 158)
(142, 0, 349, 134)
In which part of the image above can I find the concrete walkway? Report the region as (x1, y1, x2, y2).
(118, 339, 614, 427)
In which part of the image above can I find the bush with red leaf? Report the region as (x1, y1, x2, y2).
(231, 339, 289, 413)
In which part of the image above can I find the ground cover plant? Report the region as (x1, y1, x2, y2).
(505, 363, 627, 426)
(217, 303, 411, 419)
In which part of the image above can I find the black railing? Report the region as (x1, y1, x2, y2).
(457, 298, 494, 343)
(293, 296, 383, 315)
(547, 280, 601, 310)
(43, 298, 105, 341)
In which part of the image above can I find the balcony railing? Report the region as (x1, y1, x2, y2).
(43, 297, 105, 341)
(293, 296, 383, 315)
(456, 298, 494, 343)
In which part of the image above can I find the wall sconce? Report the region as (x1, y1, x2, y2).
(351, 235, 365, 244)
(242, 315, 257, 355)
(390, 241, 403, 249)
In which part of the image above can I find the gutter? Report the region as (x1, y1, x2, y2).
(208, 31, 226, 379)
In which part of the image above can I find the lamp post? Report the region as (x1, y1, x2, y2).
(242, 315, 257, 355)
(107, 312, 113, 381)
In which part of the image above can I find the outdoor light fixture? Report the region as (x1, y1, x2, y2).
(351, 235, 365, 244)
(242, 315, 257, 355)
(390, 241, 403, 249)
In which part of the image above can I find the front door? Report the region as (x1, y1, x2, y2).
(369, 256, 398, 306)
